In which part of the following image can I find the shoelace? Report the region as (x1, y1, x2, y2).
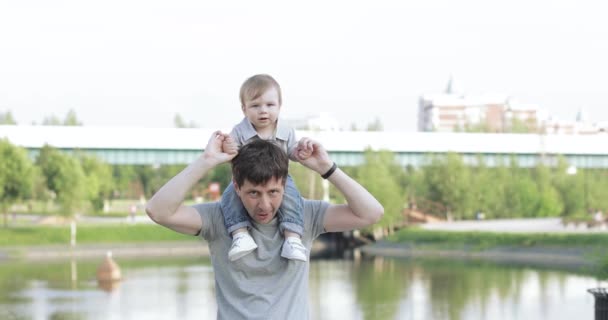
(289, 241, 307, 251)
(232, 237, 246, 249)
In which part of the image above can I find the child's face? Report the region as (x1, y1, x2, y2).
(242, 87, 281, 131)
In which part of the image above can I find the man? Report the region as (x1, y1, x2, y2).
(146, 131, 383, 319)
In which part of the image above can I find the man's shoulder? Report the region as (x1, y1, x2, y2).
(301, 199, 330, 238)
(192, 201, 221, 213)
(191, 202, 223, 237)
(302, 199, 329, 213)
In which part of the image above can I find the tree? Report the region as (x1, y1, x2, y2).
(356, 149, 405, 232)
(0, 139, 34, 226)
(0, 111, 17, 125)
(552, 157, 585, 216)
(36, 145, 86, 215)
(42, 115, 62, 126)
(36, 145, 88, 247)
(42, 109, 82, 126)
(365, 117, 384, 131)
(63, 109, 82, 126)
(422, 153, 473, 219)
(174, 113, 199, 128)
(112, 165, 145, 199)
(509, 117, 537, 133)
(78, 154, 114, 212)
(533, 163, 564, 217)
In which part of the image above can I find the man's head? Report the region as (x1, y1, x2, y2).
(231, 139, 289, 224)
(239, 74, 282, 132)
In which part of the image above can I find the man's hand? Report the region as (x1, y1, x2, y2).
(293, 137, 333, 175)
(203, 131, 238, 166)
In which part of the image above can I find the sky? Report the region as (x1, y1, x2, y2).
(1, 0, 607, 132)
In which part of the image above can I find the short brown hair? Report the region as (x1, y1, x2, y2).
(239, 74, 282, 107)
(231, 139, 288, 187)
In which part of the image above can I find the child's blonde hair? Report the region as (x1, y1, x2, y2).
(239, 74, 282, 107)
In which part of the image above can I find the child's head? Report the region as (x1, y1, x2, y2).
(239, 74, 282, 107)
(239, 74, 282, 131)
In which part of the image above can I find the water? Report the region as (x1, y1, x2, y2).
(0, 255, 600, 320)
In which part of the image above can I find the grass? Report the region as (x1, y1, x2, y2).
(388, 227, 608, 250)
(387, 227, 608, 280)
(0, 224, 194, 247)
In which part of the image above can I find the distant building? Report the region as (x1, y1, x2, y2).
(418, 78, 544, 133)
(541, 108, 608, 135)
(284, 112, 341, 131)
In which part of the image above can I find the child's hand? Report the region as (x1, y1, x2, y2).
(222, 136, 239, 155)
(293, 138, 314, 161)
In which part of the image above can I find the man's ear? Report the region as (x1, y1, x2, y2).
(241, 104, 246, 114)
(232, 180, 240, 193)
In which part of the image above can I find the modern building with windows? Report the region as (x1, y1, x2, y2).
(2, 125, 607, 169)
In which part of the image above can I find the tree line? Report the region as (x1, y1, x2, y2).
(2, 139, 607, 229)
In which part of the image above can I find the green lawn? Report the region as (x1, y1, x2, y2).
(388, 227, 608, 249)
(0, 224, 194, 246)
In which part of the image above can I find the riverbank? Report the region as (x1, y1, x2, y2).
(360, 241, 601, 272)
(359, 227, 608, 275)
(0, 239, 334, 262)
(0, 241, 207, 261)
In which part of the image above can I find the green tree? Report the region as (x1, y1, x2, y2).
(174, 113, 199, 128)
(509, 117, 537, 133)
(356, 149, 404, 232)
(422, 153, 473, 219)
(134, 165, 157, 199)
(503, 159, 539, 217)
(112, 165, 138, 198)
(533, 163, 564, 217)
(42, 109, 82, 126)
(552, 158, 585, 216)
(63, 109, 82, 126)
(78, 154, 114, 212)
(0, 111, 17, 125)
(365, 117, 384, 131)
(42, 115, 62, 125)
(36, 145, 86, 215)
(0, 139, 34, 226)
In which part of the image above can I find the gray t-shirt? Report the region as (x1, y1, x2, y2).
(194, 199, 329, 320)
(230, 117, 298, 161)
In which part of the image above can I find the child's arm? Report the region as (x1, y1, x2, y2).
(287, 127, 308, 162)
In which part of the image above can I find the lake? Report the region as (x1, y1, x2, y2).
(0, 255, 600, 320)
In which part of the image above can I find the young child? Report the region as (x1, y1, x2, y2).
(221, 74, 308, 262)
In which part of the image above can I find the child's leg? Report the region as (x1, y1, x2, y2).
(278, 175, 304, 236)
(278, 175, 307, 261)
(220, 183, 252, 235)
(220, 183, 257, 261)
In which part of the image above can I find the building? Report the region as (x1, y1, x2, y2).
(418, 78, 544, 133)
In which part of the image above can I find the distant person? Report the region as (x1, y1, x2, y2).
(220, 74, 307, 262)
(594, 209, 604, 223)
(146, 131, 383, 319)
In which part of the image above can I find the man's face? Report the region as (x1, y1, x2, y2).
(234, 177, 285, 224)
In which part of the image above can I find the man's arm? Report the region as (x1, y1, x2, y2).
(145, 131, 236, 235)
(294, 138, 384, 232)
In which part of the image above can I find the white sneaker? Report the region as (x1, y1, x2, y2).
(228, 232, 258, 261)
(281, 237, 308, 262)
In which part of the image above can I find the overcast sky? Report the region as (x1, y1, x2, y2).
(1, 0, 607, 131)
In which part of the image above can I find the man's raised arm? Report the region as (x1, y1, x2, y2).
(146, 131, 236, 235)
(294, 138, 384, 232)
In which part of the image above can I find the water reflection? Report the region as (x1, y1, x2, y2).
(0, 255, 600, 320)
